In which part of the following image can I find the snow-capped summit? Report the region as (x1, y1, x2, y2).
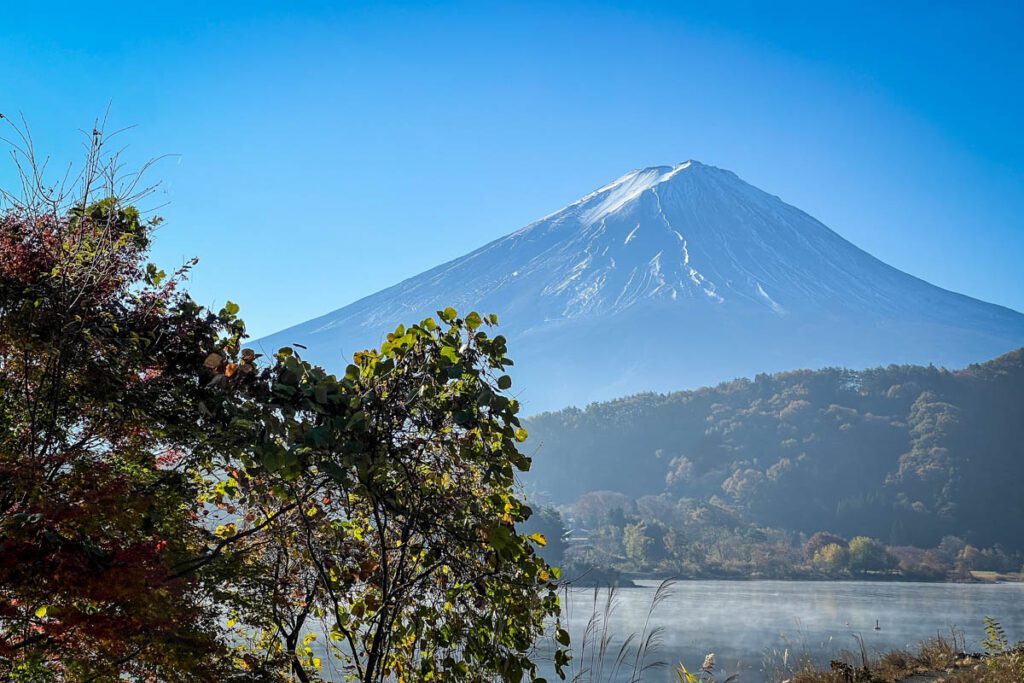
(257, 162, 1024, 412)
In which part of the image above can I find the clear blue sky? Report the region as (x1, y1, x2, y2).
(3, 1, 1022, 337)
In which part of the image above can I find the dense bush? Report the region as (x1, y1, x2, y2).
(0, 131, 566, 681)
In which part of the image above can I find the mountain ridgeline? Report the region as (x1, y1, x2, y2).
(524, 349, 1024, 551)
(258, 161, 1024, 412)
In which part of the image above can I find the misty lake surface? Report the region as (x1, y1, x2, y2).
(536, 579, 1024, 682)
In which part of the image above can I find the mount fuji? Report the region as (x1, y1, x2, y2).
(256, 161, 1024, 412)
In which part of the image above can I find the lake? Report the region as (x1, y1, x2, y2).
(536, 579, 1024, 682)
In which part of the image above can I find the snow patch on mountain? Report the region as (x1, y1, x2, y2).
(256, 160, 1024, 412)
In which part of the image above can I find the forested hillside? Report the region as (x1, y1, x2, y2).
(525, 349, 1024, 551)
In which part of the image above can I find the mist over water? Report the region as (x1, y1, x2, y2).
(537, 579, 1024, 682)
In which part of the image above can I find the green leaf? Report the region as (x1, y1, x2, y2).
(34, 605, 47, 618)
(440, 346, 459, 364)
(320, 461, 348, 484)
(487, 524, 513, 552)
(439, 307, 457, 322)
(225, 301, 240, 315)
(555, 627, 570, 646)
(465, 311, 483, 330)
(346, 411, 367, 430)
(307, 425, 331, 446)
(555, 648, 571, 677)
(146, 263, 166, 285)
(515, 428, 528, 442)
(497, 375, 512, 390)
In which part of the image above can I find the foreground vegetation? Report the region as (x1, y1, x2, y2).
(781, 619, 1024, 682)
(0, 129, 567, 681)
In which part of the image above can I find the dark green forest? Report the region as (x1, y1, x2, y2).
(525, 349, 1024, 555)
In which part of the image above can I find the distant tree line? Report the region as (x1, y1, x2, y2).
(524, 494, 1021, 581)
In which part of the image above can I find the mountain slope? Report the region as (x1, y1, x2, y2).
(523, 348, 1024, 551)
(257, 161, 1024, 411)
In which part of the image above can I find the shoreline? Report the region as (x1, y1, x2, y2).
(563, 570, 1023, 588)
